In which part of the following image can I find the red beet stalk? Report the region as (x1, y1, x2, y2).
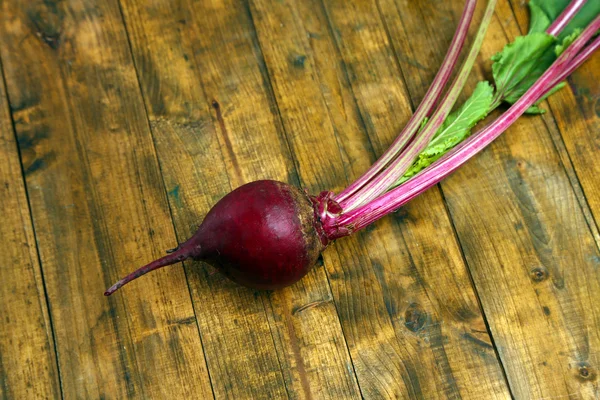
(329, 16, 600, 235)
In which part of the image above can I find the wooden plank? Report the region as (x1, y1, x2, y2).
(0, 0, 213, 398)
(391, 0, 600, 398)
(118, 0, 361, 398)
(268, 0, 511, 398)
(0, 56, 61, 400)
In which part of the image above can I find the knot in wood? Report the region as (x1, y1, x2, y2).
(529, 267, 548, 282)
(577, 363, 596, 381)
(404, 303, 427, 332)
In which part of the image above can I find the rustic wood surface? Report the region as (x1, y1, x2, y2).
(0, 0, 598, 399)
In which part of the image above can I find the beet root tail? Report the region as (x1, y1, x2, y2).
(104, 247, 193, 296)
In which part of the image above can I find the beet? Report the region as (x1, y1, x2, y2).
(105, 3, 600, 296)
(104, 180, 329, 295)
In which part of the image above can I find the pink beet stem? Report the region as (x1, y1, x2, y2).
(549, 34, 600, 87)
(547, 0, 588, 37)
(333, 0, 478, 204)
(337, 0, 586, 210)
(104, 246, 193, 296)
(339, 0, 497, 211)
(333, 15, 600, 233)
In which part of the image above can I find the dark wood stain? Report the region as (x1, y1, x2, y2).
(0, 349, 13, 400)
(542, 306, 550, 316)
(24, 151, 55, 175)
(428, 324, 461, 399)
(16, 128, 49, 150)
(290, 53, 307, 69)
(371, 259, 397, 320)
(282, 308, 312, 400)
(399, 357, 424, 399)
(454, 305, 479, 322)
(173, 315, 196, 325)
(576, 363, 597, 382)
(26, 2, 64, 50)
(133, 50, 167, 118)
(211, 100, 243, 181)
(462, 333, 494, 350)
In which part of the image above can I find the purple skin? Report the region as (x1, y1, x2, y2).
(104, 180, 330, 295)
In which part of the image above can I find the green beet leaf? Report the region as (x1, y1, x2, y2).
(397, 81, 494, 184)
(491, 33, 556, 103)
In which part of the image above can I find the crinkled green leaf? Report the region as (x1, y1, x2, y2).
(529, 0, 569, 23)
(528, 0, 552, 33)
(502, 46, 556, 104)
(501, 29, 574, 107)
(555, 29, 581, 56)
(492, 33, 556, 102)
(499, 3, 589, 107)
(502, 1, 596, 105)
(396, 154, 437, 185)
(396, 81, 494, 185)
(424, 82, 494, 155)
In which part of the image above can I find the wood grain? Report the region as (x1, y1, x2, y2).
(391, 0, 600, 398)
(118, 0, 361, 398)
(250, 0, 510, 398)
(0, 0, 598, 398)
(0, 55, 61, 400)
(541, 57, 600, 247)
(0, 0, 212, 398)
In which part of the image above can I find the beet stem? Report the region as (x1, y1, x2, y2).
(104, 246, 193, 296)
(546, 0, 587, 37)
(333, 0, 478, 204)
(338, 0, 497, 211)
(333, 16, 600, 232)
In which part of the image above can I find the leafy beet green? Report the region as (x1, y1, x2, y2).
(397, 81, 494, 185)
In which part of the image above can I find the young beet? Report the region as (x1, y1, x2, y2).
(105, 0, 599, 296)
(105, 180, 329, 294)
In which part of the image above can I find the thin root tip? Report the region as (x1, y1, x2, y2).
(104, 283, 120, 296)
(103, 246, 193, 298)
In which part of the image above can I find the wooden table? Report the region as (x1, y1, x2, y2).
(1, 0, 598, 398)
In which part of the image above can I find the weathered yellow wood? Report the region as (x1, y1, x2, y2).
(0, 0, 212, 398)
(0, 55, 61, 400)
(1, 0, 598, 398)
